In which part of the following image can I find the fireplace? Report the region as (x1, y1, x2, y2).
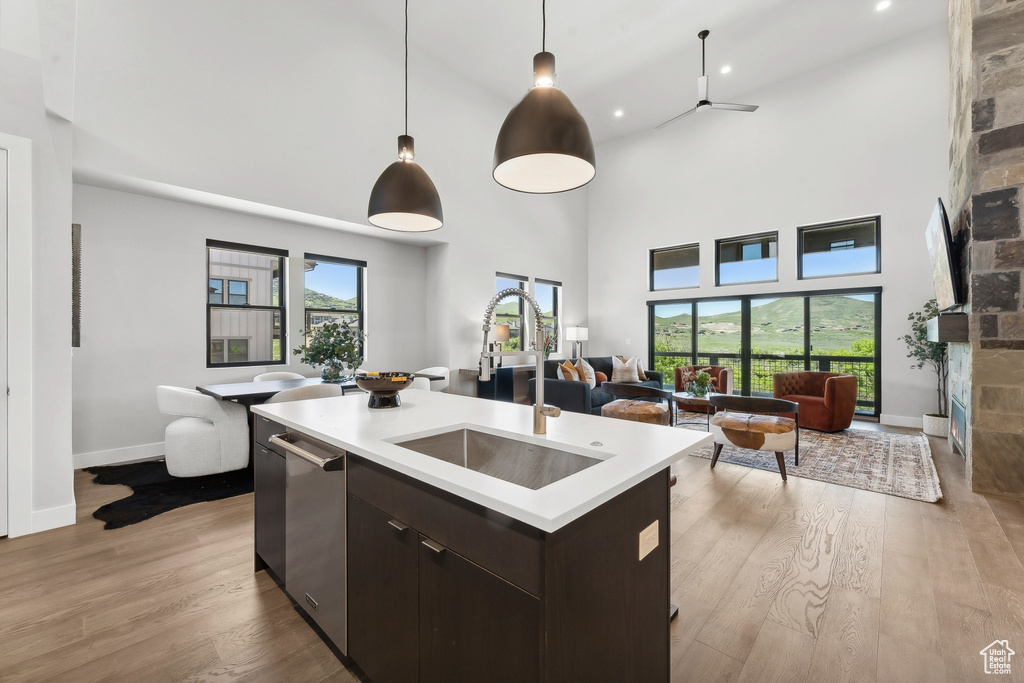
(951, 395, 966, 459)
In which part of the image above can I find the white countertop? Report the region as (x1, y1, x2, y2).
(251, 391, 713, 533)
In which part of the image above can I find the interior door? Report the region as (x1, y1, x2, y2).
(1, 148, 8, 537)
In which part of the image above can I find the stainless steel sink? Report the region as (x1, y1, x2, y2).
(393, 428, 601, 490)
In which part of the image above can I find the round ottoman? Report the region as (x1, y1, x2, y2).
(601, 399, 670, 426)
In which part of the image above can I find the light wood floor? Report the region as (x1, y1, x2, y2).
(1, 427, 1022, 682)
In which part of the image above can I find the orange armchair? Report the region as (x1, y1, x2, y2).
(772, 371, 858, 432)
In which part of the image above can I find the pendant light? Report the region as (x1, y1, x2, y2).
(493, 0, 596, 194)
(368, 0, 443, 232)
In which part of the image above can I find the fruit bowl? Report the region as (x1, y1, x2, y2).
(354, 372, 416, 409)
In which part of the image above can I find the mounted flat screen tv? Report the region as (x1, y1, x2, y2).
(924, 197, 963, 311)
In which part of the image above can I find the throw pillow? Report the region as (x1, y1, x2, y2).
(574, 358, 597, 389)
(594, 371, 608, 385)
(611, 355, 640, 383)
(617, 355, 648, 381)
(557, 360, 579, 381)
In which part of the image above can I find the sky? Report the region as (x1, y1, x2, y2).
(306, 262, 358, 301)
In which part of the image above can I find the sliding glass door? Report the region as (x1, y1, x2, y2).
(696, 299, 743, 391)
(650, 288, 880, 416)
(749, 297, 806, 398)
(809, 294, 878, 413)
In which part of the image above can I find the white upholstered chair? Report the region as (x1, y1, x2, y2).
(410, 366, 450, 392)
(156, 386, 249, 477)
(264, 383, 343, 404)
(254, 371, 305, 382)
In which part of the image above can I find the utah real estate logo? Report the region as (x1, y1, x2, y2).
(980, 640, 1015, 675)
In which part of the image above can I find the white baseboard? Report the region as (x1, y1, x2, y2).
(880, 414, 923, 429)
(31, 503, 77, 534)
(73, 442, 165, 469)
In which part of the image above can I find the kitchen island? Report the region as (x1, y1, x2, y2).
(251, 390, 712, 683)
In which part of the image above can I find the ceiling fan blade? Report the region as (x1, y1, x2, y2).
(655, 107, 699, 130)
(697, 75, 709, 102)
(710, 102, 759, 112)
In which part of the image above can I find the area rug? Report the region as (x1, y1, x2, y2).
(85, 460, 253, 529)
(682, 424, 942, 502)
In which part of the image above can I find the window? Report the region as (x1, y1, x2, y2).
(206, 240, 286, 367)
(495, 272, 527, 351)
(798, 216, 880, 279)
(535, 279, 561, 347)
(208, 279, 249, 304)
(210, 338, 250, 363)
(649, 287, 882, 416)
(716, 232, 778, 286)
(650, 244, 699, 290)
(303, 253, 366, 354)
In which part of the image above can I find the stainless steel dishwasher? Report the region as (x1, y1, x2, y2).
(269, 431, 348, 654)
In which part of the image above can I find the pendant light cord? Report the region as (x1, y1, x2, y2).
(542, 0, 546, 52)
(404, 0, 409, 135)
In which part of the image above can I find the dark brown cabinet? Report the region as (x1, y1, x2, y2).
(348, 492, 540, 683)
(418, 536, 540, 683)
(254, 421, 286, 582)
(347, 454, 669, 683)
(347, 494, 419, 683)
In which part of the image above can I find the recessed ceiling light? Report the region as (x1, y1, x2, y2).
(876, 0, 891, 10)
(614, 109, 624, 118)
(720, 65, 732, 74)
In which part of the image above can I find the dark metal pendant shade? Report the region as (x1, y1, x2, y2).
(367, 136, 443, 232)
(493, 55, 596, 194)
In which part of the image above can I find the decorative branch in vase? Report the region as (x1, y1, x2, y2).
(680, 367, 714, 396)
(293, 321, 366, 382)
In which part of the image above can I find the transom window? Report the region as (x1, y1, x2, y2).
(716, 232, 778, 286)
(798, 216, 880, 279)
(650, 244, 699, 290)
(206, 240, 286, 367)
(303, 254, 366, 354)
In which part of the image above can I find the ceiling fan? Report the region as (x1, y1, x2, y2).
(656, 29, 758, 130)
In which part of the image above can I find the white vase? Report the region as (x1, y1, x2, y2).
(922, 414, 949, 437)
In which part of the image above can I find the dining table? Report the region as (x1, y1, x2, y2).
(197, 372, 447, 464)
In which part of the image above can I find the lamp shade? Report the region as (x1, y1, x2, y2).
(565, 326, 588, 342)
(495, 324, 511, 342)
(493, 53, 596, 194)
(368, 135, 443, 232)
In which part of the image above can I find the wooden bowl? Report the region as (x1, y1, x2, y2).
(354, 372, 415, 409)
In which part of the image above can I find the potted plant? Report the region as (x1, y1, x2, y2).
(293, 320, 365, 382)
(900, 299, 949, 436)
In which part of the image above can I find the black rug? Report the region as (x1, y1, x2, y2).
(85, 460, 254, 529)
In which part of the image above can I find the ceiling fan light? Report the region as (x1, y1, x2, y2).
(368, 135, 443, 232)
(493, 64, 596, 194)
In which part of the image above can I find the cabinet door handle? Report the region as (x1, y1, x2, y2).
(387, 520, 408, 532)
(421, 538, 446, 554)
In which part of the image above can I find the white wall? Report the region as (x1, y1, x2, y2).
(68, 0, 592, 400)
(586, 27, 949, 425)
(71, 184, 429, 466)
(0, 0, 76, 534)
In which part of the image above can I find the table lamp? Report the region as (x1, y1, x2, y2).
(565, 326, 588, 359)
(494, 324, 510, 367)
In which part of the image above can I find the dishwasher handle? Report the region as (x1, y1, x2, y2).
(269, 433, 345, 471)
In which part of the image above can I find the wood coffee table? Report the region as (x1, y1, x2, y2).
(672, 392, 716, 431)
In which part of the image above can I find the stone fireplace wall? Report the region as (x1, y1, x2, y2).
(948, 0, 1024, 497)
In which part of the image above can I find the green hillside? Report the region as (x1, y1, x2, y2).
(654, 296, 874, 354)
(304, 288, 357, 310)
